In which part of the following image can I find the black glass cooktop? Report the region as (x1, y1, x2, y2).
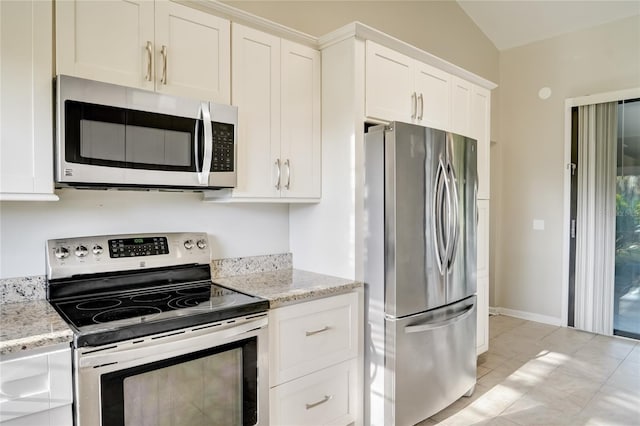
(50, 280, 268, 347)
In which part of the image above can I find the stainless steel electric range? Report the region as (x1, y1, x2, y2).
(46, 232, 269, 426)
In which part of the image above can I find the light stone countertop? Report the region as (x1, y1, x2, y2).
(214, 269, 362, 308)
(0, 300, 73, 356)
(0, 268, 361, 355)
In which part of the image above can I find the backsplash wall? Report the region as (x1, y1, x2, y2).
(0, 189, 290, 279)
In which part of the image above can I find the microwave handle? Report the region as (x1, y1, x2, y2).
(198, 103, 213, 185)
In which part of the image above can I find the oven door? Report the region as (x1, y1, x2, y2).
(74, 316, 268, 426)
(56, 75, 237, 189)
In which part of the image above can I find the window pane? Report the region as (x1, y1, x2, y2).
(614, 99, 640, 338)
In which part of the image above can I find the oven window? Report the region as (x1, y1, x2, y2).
(100, 338, 258, 426)
(65, 100, 201, 172)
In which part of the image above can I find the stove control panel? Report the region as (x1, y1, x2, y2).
(46, 232, 211, 280)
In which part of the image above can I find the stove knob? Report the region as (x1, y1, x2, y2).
(184, 239, 194, 250)
(54, 246, 69, 259)
(93, 245, 103, 255)
(75, 245, 88, 258)
(196, 239, 207, 250)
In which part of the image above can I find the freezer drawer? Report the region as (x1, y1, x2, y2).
(385, 296, 476, 426)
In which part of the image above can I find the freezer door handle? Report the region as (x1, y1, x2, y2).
(404, 304, 474, 334)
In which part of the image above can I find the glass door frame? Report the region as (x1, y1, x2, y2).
(561, 88, 640, 332)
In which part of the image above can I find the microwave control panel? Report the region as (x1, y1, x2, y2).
(212, 122, 234, 172)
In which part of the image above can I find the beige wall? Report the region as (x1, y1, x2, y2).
(223, 1, 499, 83)
(496, 15, 640, 320)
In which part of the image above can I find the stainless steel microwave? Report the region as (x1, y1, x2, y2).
(55, 75, 237, 190)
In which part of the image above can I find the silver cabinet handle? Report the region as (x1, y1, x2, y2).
(275, 158, 281, 190)
(284, 159, 291, 190)
(160, 45, 168, 84)
(198, 103, 213, 185)
(145, 41, 153, 81)
(418, 93, 424, 120)
(411, 92, 417, 119)
(305, 325, 330, 336)
(306, 395, 332, 410)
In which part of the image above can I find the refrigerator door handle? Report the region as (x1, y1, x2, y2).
(446, 162, 460, 270)
(403, 303, 474, 334)
(432, 158, 447, 275)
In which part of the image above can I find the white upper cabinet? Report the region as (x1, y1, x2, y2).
(413, 62, 451, 130)
(230, 24, 321, 201)
(154, 1, 230, 102)
(280, 40, 321, 199)
(472, 85, 491, 200)
(232, 24, 281, 198)
(365, 41, 413, 123)
(56, 0, 230, 103)
(0, 0, 57, 201)
(365, 41, 451, 130)
(56, 0, 155, 91)
(451, 76, 472, 137)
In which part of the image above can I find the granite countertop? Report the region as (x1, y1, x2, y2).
(0, 267, 361, 355)
(214, 269, 362, 308)
(0, 300, 73, 356)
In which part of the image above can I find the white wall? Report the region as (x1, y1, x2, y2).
(0, 189, 289, 279)
(495, 15, 640, 321)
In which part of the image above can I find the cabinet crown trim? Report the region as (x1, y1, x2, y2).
(319, 21, 497, 91)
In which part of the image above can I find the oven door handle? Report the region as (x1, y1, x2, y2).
(78, 317, 267, 369)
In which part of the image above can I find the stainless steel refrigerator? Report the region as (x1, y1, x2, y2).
(364, 121, 478, 426)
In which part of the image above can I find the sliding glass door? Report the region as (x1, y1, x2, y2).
(614, 99, 640, 339)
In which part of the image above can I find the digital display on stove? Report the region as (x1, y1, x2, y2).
(108, 237, 169, 258)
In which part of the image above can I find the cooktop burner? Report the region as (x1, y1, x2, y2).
(46, 233, 269, 348)
(50, 280, 267, 347)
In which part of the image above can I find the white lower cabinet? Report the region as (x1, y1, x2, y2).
(269, 292, 362, 425)
(270, 359, 358, 426)
(476, 199, 490, 355)
(0, 346, 72, 425)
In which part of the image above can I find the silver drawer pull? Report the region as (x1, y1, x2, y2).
(305, 325, 330, 336)
(305, 395, 332, 410)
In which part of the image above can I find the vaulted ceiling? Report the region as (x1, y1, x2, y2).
(456, 0, 640, 50)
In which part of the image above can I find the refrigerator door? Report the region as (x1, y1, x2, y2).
(385, 295, 477, 426)
(445, 133, 478, 303)
(384, 123, 448, 317)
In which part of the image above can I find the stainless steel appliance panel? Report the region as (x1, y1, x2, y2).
(446, 133, 478, 303)
(55, 75, 237, 190)
(384, 122, 447, 318)
(385, 296, 476, 426)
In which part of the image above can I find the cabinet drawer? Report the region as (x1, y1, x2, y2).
(270, 292, 359, 385)
(270, 359, 357, 426)
(0, 348, 72, 423)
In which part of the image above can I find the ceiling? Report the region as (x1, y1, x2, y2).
(456, 0, 640, 51)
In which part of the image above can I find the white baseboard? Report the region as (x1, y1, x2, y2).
(489, 306, 563, 327)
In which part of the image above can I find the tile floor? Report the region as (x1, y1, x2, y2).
(420, 314, 640, 425)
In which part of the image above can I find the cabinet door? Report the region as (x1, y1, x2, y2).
(413, 61, 451, 131)
(154, 1, 230, 103)
(56, 0, 154, 90)
(231, 24, 281, 198)
(472, 85, 491, 200)
(280, 40, 321, 199)
(0, 0, 56, 200)
(365, 41, 413, 123)
(450, 76, 472, 137)
(476, 199, 489, 354)
(476, 275, 489, 355)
